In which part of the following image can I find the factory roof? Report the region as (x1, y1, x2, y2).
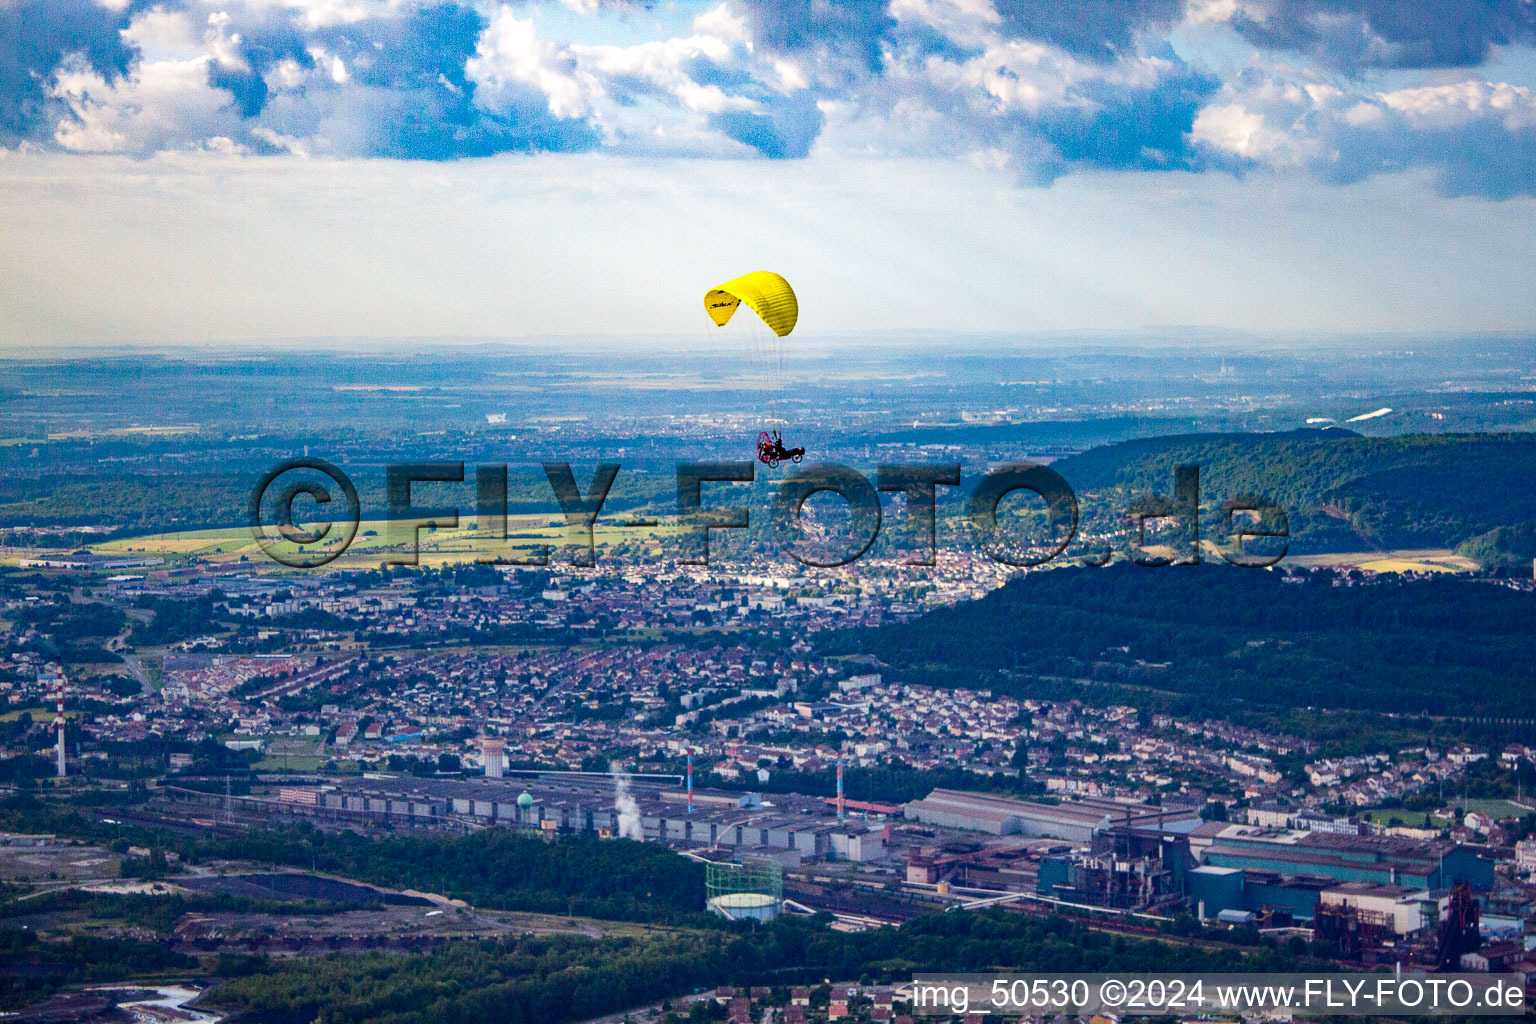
(912, 789, 1114, 826)
(1297, 831, 1455, 859)
(1321, 882, 1427, 900)
(1205, 844, 1436, 877)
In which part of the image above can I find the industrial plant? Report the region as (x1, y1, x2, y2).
(165, 762, 1515, 970)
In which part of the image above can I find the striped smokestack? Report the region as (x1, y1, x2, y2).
(55, 692, 66, 778)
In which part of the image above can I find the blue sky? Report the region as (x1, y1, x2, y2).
(2, 0, 1536, 346)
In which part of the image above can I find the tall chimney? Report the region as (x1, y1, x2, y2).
(55, 691, 66, 778)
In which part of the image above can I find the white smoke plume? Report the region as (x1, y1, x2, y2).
(613, 770, 643, 840)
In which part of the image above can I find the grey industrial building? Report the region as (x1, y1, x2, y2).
(903, 788, 1202, 842)
(279, 775, 888, 864)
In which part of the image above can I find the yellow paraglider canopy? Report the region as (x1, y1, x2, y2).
(703, 271, 798, 338)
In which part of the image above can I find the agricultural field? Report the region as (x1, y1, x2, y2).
(1284, 549, 1479, 573)
(1, 706, 65, 724)
(81, 515, 677, 570)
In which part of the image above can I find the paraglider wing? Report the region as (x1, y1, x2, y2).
(702, 271, 798, 338)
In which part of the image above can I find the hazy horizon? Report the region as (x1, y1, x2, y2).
(5, 326, 1536, 359)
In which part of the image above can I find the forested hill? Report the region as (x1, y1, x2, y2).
(845, 564, 1536, 719)
(1050, 429, 1536, 555)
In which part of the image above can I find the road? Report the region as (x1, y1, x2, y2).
(105, 618, 154, 694)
